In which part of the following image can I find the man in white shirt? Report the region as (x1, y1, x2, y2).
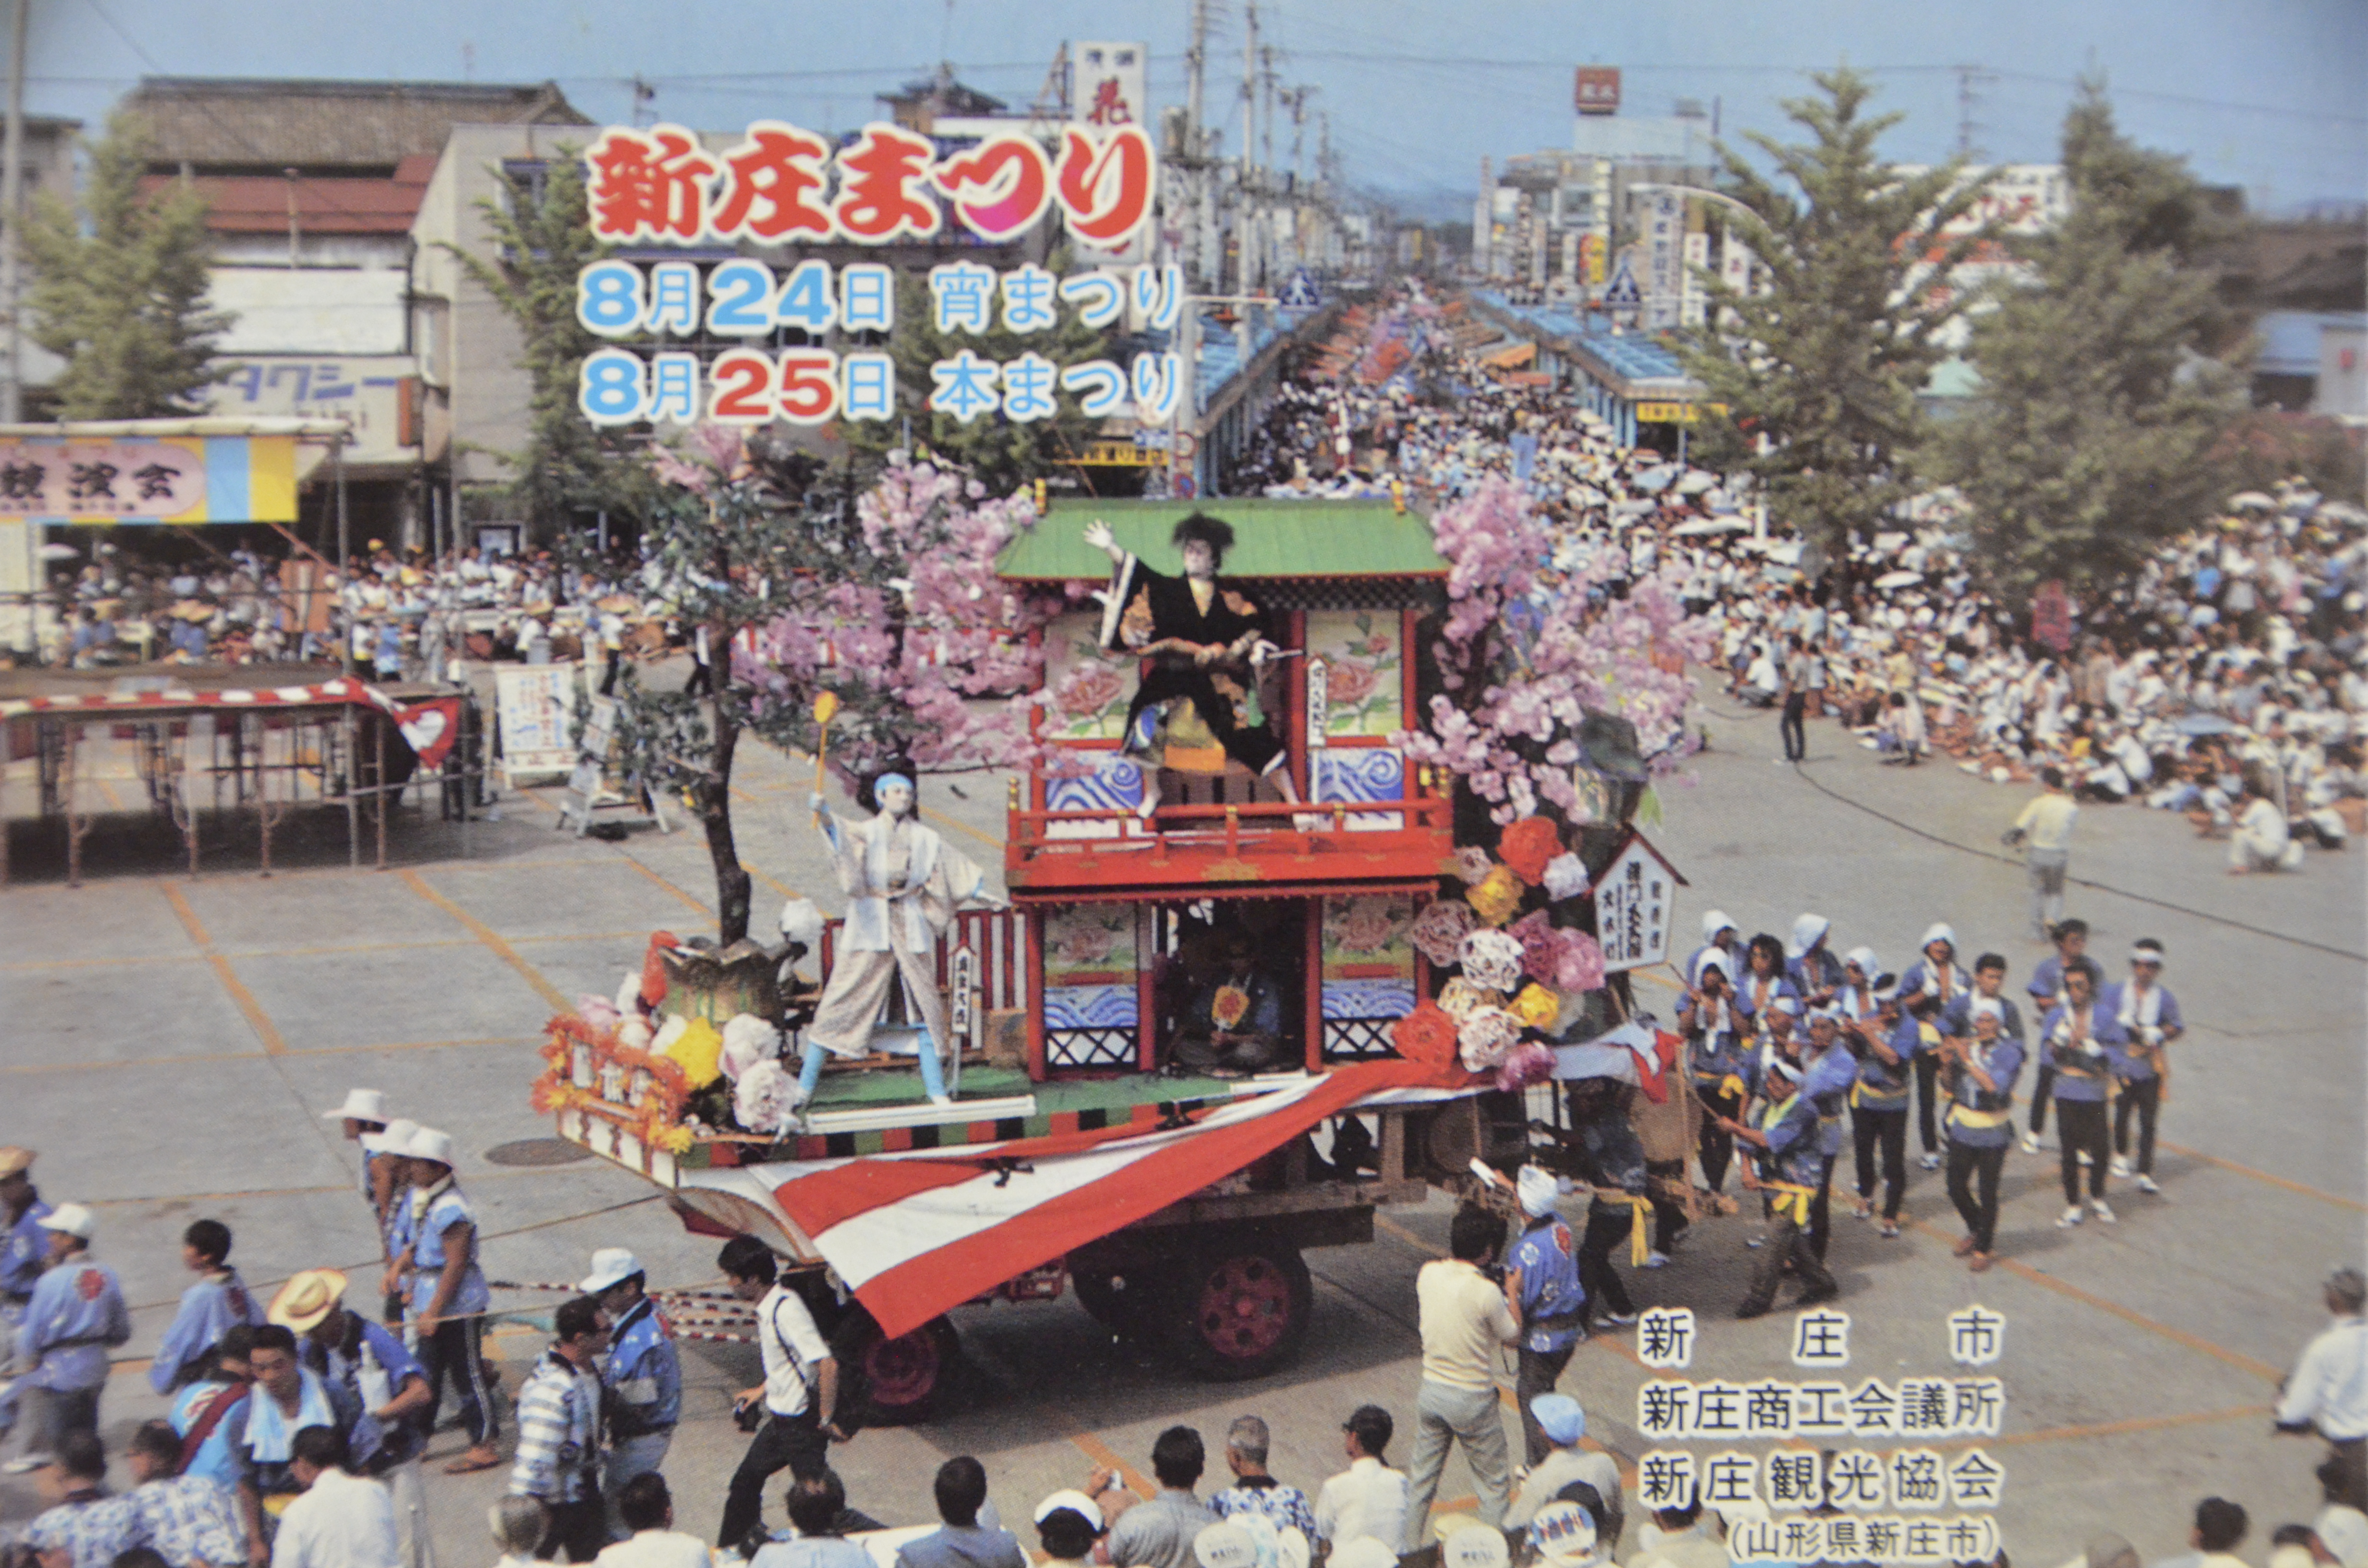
(595, 1474, 710, 1568)
(716, 1236, 844, 1552)
(2278, 1268, 2368, 1511)
(271, 1425, 398, 1568)
(1404, 1206, 1519, 1547)
(2010, 768, 2080, 939)
(1314, 1407, 1407, 1558)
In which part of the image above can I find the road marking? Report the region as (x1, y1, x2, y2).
(1901, 1215, 2282, 1381)
(1062, 1429, 1154, 1500)
(2158, 1140, 2367, 1213)
(923, 803, 1001, 851)
(159, 882, 212, 947)
(398, 868, 569, 1010)
(159, 881, 287, 1054)
(742, 862, 802, 900)
(1973, 1403, 2267, 1449)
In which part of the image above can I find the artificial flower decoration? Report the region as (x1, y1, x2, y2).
(1457, 1006, 1524, 1073)
(733, 1059, 803, 1136)
(1559, 930, 1609, 993)
(1459, 928, 1528, 992)
(1451, 845, 1496, 886)
(1510, 982, 1562, 1030)
(1468, 865, 1526, 927)
(1495, 1041, 1558, 1092)
(1392, 1002, 1459, 1069)
(718, 1015, 781, 1084)
(1541, 852, 1591, 903)
(656, 1017, 726, 1090)
(1438, 977, 1505, 1020)
(1498, 816, 1564, 886)
(1410, 900, 1479, 968)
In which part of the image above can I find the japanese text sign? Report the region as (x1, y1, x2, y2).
(585, 120, 1157, 249)
(1592, 831, 1678, 971)
(0, 435, 297, 525)
(1574, 67, 1622, 116)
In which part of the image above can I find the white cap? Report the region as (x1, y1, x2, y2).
(323, 1089, 387, 1124)
(1700, 909, 1736, 942)
(1787, 913, 1830, 959)
(37, 1202, 95, 1240)
(1033, 1491, 1104, 1532)
(406, 1127, 457, 1166)
(1194, 1522, 1258, 1568)
(1327, 1541, 1398, 1568)
(362, 1117, 420, 1155)
(580, 1248, 644, 1295)
(1516, 1165, 1559, 1218)
(1442, 1526, 1509, 1568)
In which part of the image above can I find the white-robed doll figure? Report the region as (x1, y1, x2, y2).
(801, 763, 1005, 1106)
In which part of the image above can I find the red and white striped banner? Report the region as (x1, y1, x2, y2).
(726, 1061, 1480, 1340)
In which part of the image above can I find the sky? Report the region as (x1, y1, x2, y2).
(26, 0, 2368, 219)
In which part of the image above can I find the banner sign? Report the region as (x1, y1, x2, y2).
(1574, 67, 1622, 115)
(1594, 830, 1685, 971)
(576, 120, 1168, 429)
(0, 435, 297, 525)
(1644, 191, 1684, 331)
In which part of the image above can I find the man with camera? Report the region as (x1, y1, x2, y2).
(716, 1237, 847, 1554)
(508, 1297, 612, 1563)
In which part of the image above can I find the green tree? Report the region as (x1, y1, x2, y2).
(843, 254, 1112, 494)
(1935, 84, 2244, 600)
(24, 111, 232, 419)
(449, 153, 654, 532)
(1679, 69, 1991, 559)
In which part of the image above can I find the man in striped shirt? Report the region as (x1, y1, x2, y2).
(508, 1298, 611, 1563)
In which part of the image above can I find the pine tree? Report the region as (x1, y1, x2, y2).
(1679, 69, 1990, 559)
(24, 111, 232, 419)
(1934, 83, 2242, 600)
(449, 152, 655, 532)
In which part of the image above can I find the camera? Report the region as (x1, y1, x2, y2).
(733, 1398, 768, 1433)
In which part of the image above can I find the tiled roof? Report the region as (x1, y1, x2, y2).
(124, 77, 587, 168)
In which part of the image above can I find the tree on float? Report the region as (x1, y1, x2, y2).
(1390, 477, 1717, 1073)
(609, 425, 1060, 943)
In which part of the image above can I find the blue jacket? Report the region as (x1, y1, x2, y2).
(1801, 1042, 1858, 1156)
(1851, 1015, 1921, 1112)
(304, 1310, 429, 1470)
(0, 1196, 51, 1304)
(150, 1270, 266, 1393)
(603, 1296, 682, 1435)
(408, 1185, 490, 1317)
(1943, 1040, 2024, 1150)
(1754, 1093, 1826, 1188)
(1510, 1213, 1586, 1353)
(2105, 982, 2183, 1083)
(2040, 1002, 2125, 1102)
(20, 1252, 132, 1391)
(1941, 992, 2026, 1044)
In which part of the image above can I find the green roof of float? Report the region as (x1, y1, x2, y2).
(997, 498, 1447, 581)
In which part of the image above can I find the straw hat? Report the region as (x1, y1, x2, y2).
(268, 1269, 350, 1332)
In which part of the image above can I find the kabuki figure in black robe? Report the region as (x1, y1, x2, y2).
(1084, 513, 1304, 821)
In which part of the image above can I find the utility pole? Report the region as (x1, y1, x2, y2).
(0, 0, 28, 426)
(1185, 0, 1208, 288)
(1954, 64, 1996, 161)
(1240, 1, 1258, 295)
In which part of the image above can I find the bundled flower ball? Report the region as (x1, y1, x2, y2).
(1542, 852, 1591, 903)
(718, 1015, 781, 1083)
(652, 1015, 725, 1089)
(1451, 845, 1496, 886)
(1468, 865, 1527, 927)
(1510, 982, 1562, 1030)
(1495, 1041, 1558, 1092)
(732, 1058, 804, 1136)
(576, 996, 621, 1032)
(1498, 816, 1565, 886)
(1558, 930, 1609, 993)
(1510, 910, 1610, 993)
(1457, 1006, 1525, 1073)
(1437, 977, 1506, 1020)
(1410, 900, 1479, 968)
(1392, 1002, 1459, 1069)
(1459, 929, 1528, 992)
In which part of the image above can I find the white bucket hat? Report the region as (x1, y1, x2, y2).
(322, 1089, 387, 1124)
(406, 1127, 457, 1167)
(580, 1248, 644, 1295)
(362, 1117, 420, 1155)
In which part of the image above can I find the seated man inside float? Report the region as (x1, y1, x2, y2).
(1170, 927, 1288, 1078)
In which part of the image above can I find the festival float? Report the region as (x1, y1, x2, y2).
(533, 472, 1708, 1423)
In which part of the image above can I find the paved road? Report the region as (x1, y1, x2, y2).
(0, 689, 2358, 1565)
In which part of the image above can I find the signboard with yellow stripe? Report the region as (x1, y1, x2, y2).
(0, 434, 298, 524)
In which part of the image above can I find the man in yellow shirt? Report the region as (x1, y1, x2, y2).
(1404, 1206, 1519, 1549)
(2009, 767, 2080, 940)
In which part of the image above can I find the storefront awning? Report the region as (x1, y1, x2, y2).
(1481, 342, 1537, 369)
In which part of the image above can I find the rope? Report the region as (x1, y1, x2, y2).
(1778, 758, 2367, 964)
